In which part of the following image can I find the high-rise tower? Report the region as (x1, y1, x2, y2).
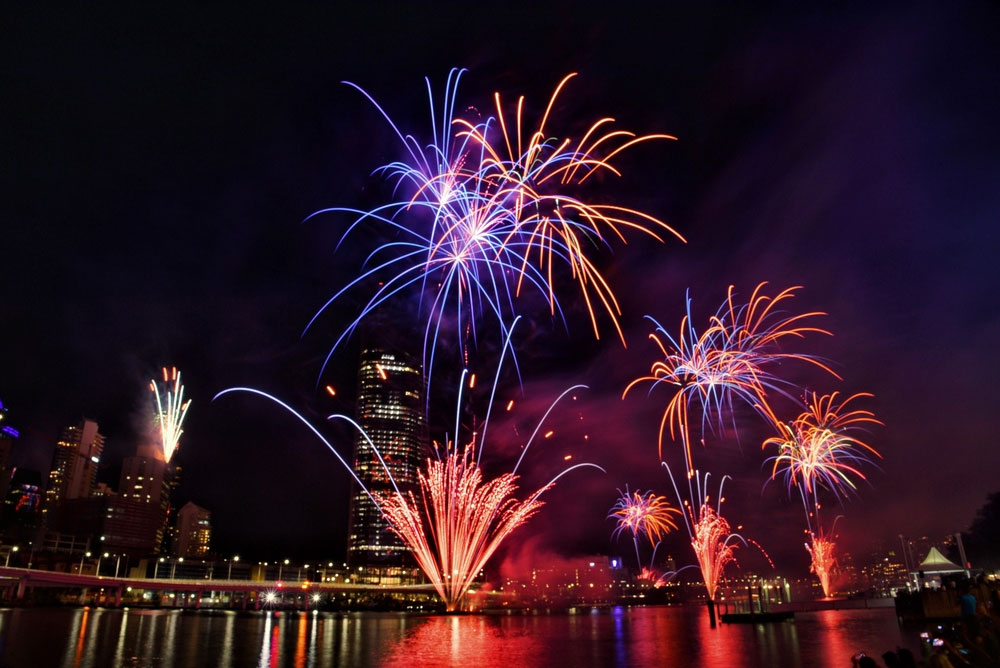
(44, 419, 105, 509)
(346, 347, 426, 568)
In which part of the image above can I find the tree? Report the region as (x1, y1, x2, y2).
(961, 492, 1000, 570)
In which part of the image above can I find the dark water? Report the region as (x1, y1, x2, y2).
(0, 605, 920, 668)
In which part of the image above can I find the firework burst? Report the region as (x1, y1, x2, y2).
(149, 366, 191, 463)
(609, 487, 681, 573)
(805, 529, 839, 598)
(306, 69, 684, 386)
(663, 465, 755, 602)
(765, 391, 882, 505)
(624, 283, 837, 463)
(375, 442, 549, 611)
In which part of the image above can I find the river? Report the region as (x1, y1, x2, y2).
(0, 605, 922, 667)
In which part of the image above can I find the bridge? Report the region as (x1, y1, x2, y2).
(0, 566, 436, 609)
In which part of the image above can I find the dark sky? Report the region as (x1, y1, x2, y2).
(4, 4, 999, 576)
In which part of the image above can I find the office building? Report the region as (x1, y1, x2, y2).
(44, 419, 105, 509)
(346, 346, 426, 568)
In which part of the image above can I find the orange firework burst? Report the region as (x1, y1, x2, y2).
(609, 487, 681, 574)
(660, 466, 763, 603)
(765, 391, 882, 502)
(376, 443, 549, 611)
(690, 504, 741, 602)
(610, 488, 681, 547)
(805, 530, 839, 598)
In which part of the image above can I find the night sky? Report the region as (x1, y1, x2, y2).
(4, 4, 999, 576)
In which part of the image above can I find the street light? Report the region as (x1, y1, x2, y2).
(228, 555, 240, 580)
(114, 554, 122, 578)
(278, 559, 289, 581)
(97, 552, 109, 576)
(154, 557, 165, 579)
(78, 551, 91, 574)
(171, 557, 184, 579)
(4, 546, 18, 567)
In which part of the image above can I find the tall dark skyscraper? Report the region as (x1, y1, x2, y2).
(44, 419, 105, 510)
(346, 347, 426, 568)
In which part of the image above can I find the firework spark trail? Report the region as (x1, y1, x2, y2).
(764, 391, 882, 597)
(662, 464, 754, 602)
(375, 443, 549, 611)
(609, 487, 680, 573)
(305, 69, 684, 388)
(150, 366, 191, 463)
(805, 529, 839, 598)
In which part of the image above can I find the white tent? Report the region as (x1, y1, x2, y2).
(917, 547, 964, 574)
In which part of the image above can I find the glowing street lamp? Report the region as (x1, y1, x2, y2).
(154, 556, 166, 579)
(278, 559, 289, 581)
(228, 555, 240, 580)
(170, 557, 184, 579)
(78, 551, 91, 574)
(97, 552, 110, 576)
(4, 546, 18, 567)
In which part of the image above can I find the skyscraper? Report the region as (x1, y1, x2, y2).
(346, 347, 426, 568)
(44, 419, 105, 509)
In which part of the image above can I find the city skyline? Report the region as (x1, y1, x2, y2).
(3, 4, 999, 577)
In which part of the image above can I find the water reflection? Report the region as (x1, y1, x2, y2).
(0, 605, 918, 668)
(112, 610, 128, 667)
(380, 614, 542, 667)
